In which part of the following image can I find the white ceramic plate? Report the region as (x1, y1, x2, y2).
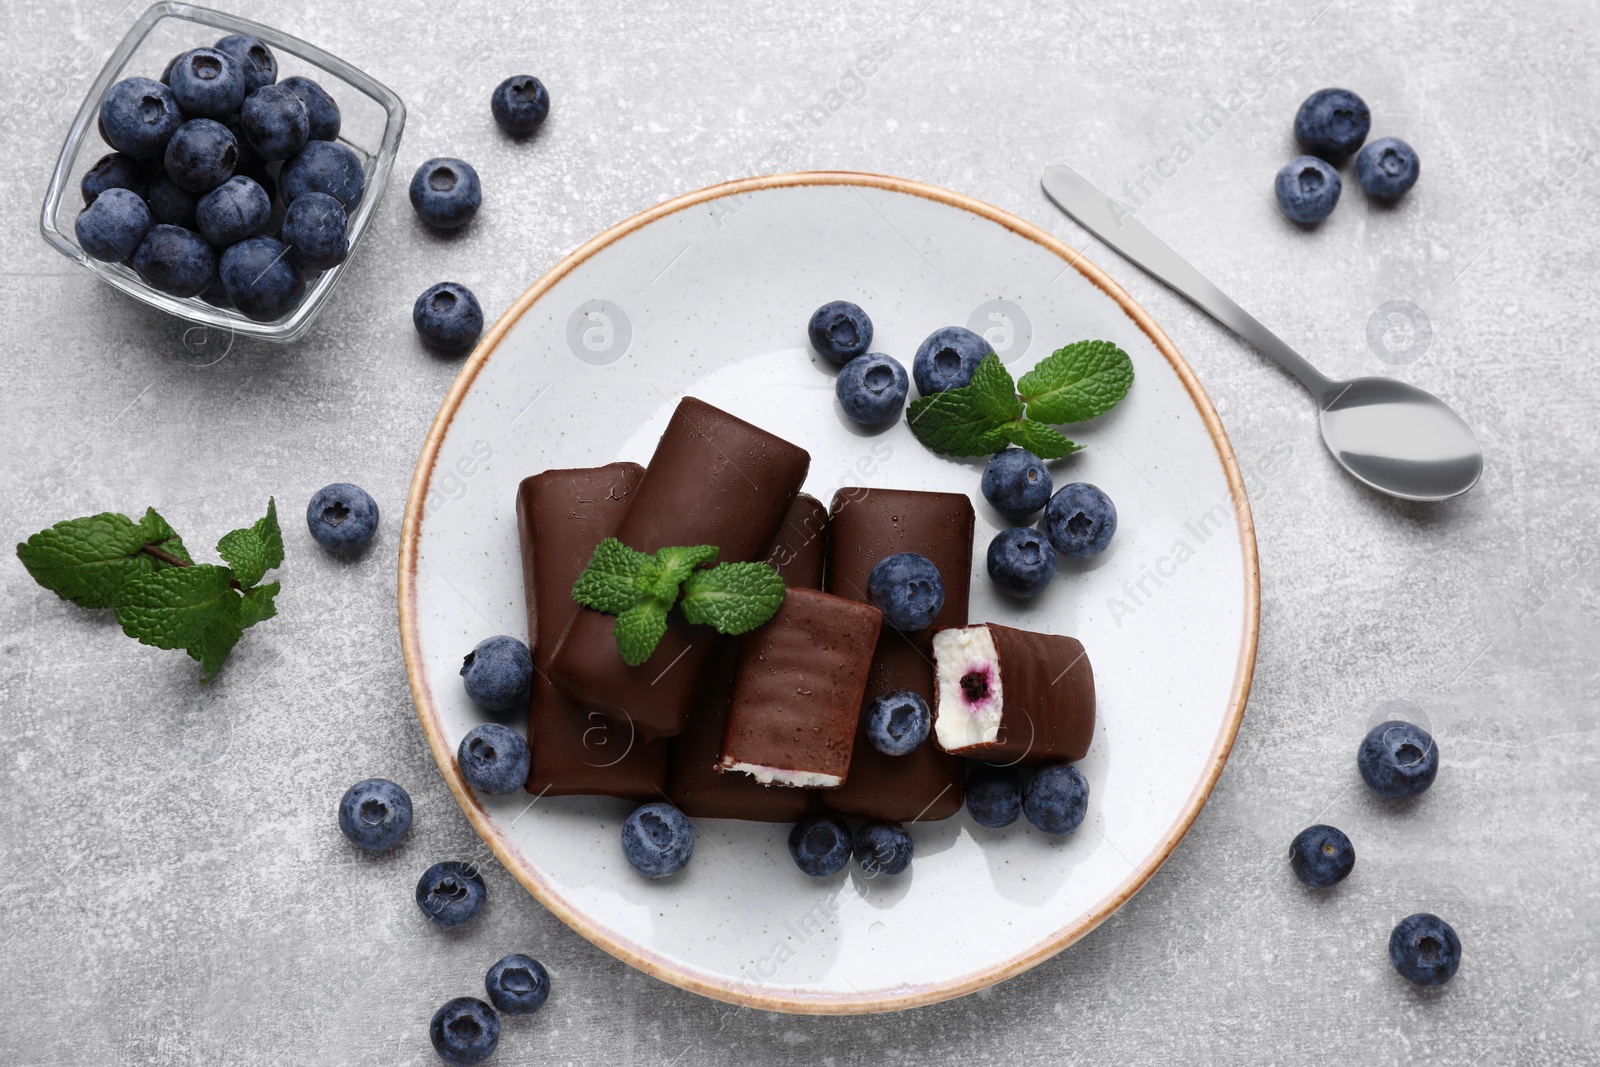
(400, 173, 1258, 1014)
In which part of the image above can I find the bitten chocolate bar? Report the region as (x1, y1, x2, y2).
(516, 463, 668, 799)
(931, 623, 1095, 763)
(549, 398, 811, 739)
(718, 588, 882, 787)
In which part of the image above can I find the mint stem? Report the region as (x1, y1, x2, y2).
(140, 543, 243, 591)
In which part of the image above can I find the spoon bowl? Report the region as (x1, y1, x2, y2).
(1315, 377, 1483, 501)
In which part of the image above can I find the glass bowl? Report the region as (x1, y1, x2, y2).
(39, 2, 405, 343)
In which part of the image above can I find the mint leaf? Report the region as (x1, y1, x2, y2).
(1018, 340, 1134, 424)
(17, 513, 157, 609)
(572, 537, 651, 614)
(637, 544, 717, 603)
(185, 608, 245, 682)
(139, 508, 192, 564)
(238, 581, 280, 627)
(614, 600, 669, 666)
(906, 389, 1008, 457)
(1005, 420, 1083, 460)
(680, 562, 786, 635)
(114, 564, 239, 650)
(216, 497, 283, 588)
(966, 353, 1023, 422)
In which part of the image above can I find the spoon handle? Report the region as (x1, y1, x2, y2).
(1041, 164, 1334, 397)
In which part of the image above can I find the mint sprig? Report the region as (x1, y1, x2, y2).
(571, 538, 786, 666)
(16, 499, 284, 682)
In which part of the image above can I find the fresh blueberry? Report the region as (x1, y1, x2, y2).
(491, 75, 551, 136)
(337, 778, 413, 851)
(81, 152, 149, 205)
(213, 33, 277, 93)
(429, 997, 500, 1066)
(986, 527, 1058, 599)
(853, 822, 914, 876)
(1294, 88, 1371, 163)
(1288, 824, 1355, 888)
(147, 174, 199, 227)
(415, 861, 487, 928)
(200, 274, 232, 308)
(1356, 137, 1420, 202)
(163, 118, 238, 193)
(485, 954, 550, 1015)
(865, 689, 931, 757)
(98, 77, 182, 160)
(219, 236, 305, 320)
(1389, 913, 1461, 986)
(306, 483, 379, 553)
(279, 75, 341, 141)
(413, 282, 485, 352)
(621, 802, 695, 878)
(281, 191, 348, 270)
(1042, 482, 1117, 558)
(457, 723, 531, 795)
(131, 224, 216, 298)
(195, 175, 271, 247)
(410, 158, 482, 230)
(1275, 155, 1342, 225)
(159, 54, 177, 85)
(1023, 763, 1088, 835)
(460, 635, 533, 712)
(965, 765, 1022, 828)
(866, 551, 945, 631)
(240, 84, 310, 161)
(788, 815, 853, 877)
(1357, 720, 1439, 799)
(912, 325, 990, 394)
(807, 300, 873, 364)
(75, 188, 151, 263)
(280, 139, 365, 207)
(168, 47, 247, 120)
(836, 352, 908, 425)
(982, 448, 1052, 520)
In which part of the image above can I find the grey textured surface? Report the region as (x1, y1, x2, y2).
(3, 0, 1598, 1063)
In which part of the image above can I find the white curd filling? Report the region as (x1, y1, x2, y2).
(932, 625, 1004, 751)
(720, 761, 842, 788)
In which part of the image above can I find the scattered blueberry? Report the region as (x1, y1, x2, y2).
(75, 188, 151, 263)
(865, 689, 931, 757)
(460, 635, 533, 712)
(853, 822, 914, 876)
(1042, 482, 1117, 558)
(1023, 763, 1088, 835)
(1275, 155, 1342, 225)
(1357, 720, 1439, 799)
(147, 173, 198, 227)
(912, 325, 990, 394)
(788, 815, 853, 877)
(1389, 913, 1461, 986)
(168, 47, 247, 119)
(986, 527, 1058, 599)
(337, 778, 413, 851)
(965, 765, 1023, 828)
(410, 158, 482, 230)
(219, 236, 305, 320)
(279, 75, 341, 141)
(305, 482, 379, 553)
(281, 191, 349, 270)
(81, 152, 148, 205)
(131, 224, 216, 297)
(621, 802, 695, 878)
(866, 551, 945, 631)
(457, 723, 531, 795)
(1288, 824, 1355, 889)
(1294, 88, 1371, 163)
(485, 954, 551, 1015)
(429, 997, 500, 1066)
(415, 861, 487, 928)
(807, 300, 873, 364)
(240, 83, 310, 161)
(836, 352, 909, 425)
(491, 75, 551, 136)
(98, 76, 183, 160)
(163, 118, 238, 193)
(195, 175, 271, 247)
(982, 448, 1052, 520)
(1356, 137, 1420, 202)
(280, 139, 365, 207)
(213, 33, 277, 93)
(413, 282, 485, 352)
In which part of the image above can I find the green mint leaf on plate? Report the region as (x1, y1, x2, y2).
(637, 544, 718, 603)
(17, 512, 163, 609)
(1004, 420, 1082, 460)
(613, 600, 670, 666)
(139, 507, 193, 564)
(571, 537, 652, 614)
(680, 562, 786, 635)
(966, 353, 1024, 422)
(1018, 340, 1134, 424)
(906, 354, 1031, 457)
(215, 497, 283, 588)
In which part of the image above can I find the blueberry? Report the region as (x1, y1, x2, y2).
(1356, 137, 1420, 202)
(1023, 763, 1088, 834)
(836, 352, 908, 425)
(337, 778, 413, 851)
(219, 237, 305, 320)
(853, 822, 914, 876)
(866, 551, 945, 631)
(81, 152, 149, 205)
(413, 282, 485, 352)
(159, 54, 177, 85)
(1357, 720, 1439, 798)
(1288, 824, 1355, 888)
(787, 815, 853, 877)
(484, 954, 550, 1015)
(982, 448, 1052, 520)
(75, 188, 151, 263)
(986, 527, 1058, 598)
(281, 191, 349, 270)
(168, 47, 247, 120)
(491, 75, 551, 136)
(213, 33, 277, 93)
(131, 224, 216, 297)
(460, 635, 533, 712)
(1294, 88, 1371, 163)
(147, 173, 198, 227)
(280, 139, 365, 208)
(457, 723, 531, 795)
(279, 76, 341, 141)
(621, 802, 695, 878)
(429, 997, 500, 1066)
(98, 77, 182, 160)
(912, 325, 990, 394)
(864, 689, 930, 757)
(807, 300, 873, 364)
(195, 175, 271, 247)
(240, 84, 310, 161)
(965, 765, 1022, 828)
(415, 861, 487, 928)
(410, 158, 482, 230)
(163, 118, 238, 193)
(306, 482, 379, 553)
(1275, 155, 1342, 225)
(1388, 913, 1461, 986)
(1042, 482, 1117, 559)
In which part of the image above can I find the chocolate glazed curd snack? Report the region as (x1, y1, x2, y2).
(931, 623, 1095, 763)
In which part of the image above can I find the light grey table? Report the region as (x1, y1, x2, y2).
(4, 1, 1597, 1063)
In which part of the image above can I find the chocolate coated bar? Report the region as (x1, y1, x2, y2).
(932, 623, 1095, 763)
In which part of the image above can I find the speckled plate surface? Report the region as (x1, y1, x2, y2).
(399, 172, 1258, 1014)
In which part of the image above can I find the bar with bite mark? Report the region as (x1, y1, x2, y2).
(931, 622, 1095, 763)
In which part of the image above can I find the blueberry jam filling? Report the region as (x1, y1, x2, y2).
(960, 669, 990, 705)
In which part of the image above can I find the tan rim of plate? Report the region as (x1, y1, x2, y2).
(398, 170, 1261, 1016)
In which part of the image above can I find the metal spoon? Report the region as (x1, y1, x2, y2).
(1041, 164, 1482, 502)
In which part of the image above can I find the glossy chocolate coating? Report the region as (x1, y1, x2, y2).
(936, 623, 1095, 764)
